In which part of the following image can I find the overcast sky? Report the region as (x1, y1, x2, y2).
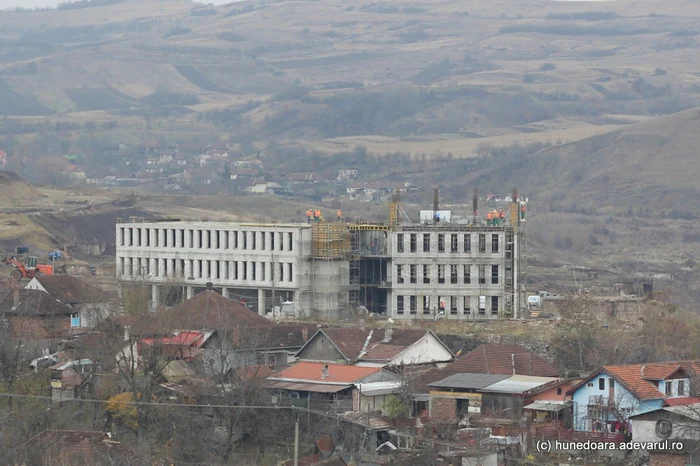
(0, 0, 227, 8)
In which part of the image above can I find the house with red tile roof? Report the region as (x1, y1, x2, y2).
(155, 289, 317, 372)
(295, 327, 453, 367)
(265, 361, 402, 414)
(568, 361, 700, 432)
(25, 275, 110, 330)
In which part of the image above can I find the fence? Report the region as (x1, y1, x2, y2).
(533, 424, 624, 443)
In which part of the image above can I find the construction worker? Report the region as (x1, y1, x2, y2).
(306, 209, 312, 224)
(521, 204, 526, 220)
(337, 209, 342, 222)
(499, 209, 505, 225)
(314, 209, 321, 222)
(486, 210, 493, 226)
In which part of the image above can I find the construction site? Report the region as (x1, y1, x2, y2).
(115, 188, 527, 319)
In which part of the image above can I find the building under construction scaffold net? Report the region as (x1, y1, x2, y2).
(311, 222, 351, 258)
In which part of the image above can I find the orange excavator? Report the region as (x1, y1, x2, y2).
(1, 255, 53, 281)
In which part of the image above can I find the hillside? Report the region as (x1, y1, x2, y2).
(2, 0, 700, 159)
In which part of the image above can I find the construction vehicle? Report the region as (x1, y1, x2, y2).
(1, 255, 54, 280)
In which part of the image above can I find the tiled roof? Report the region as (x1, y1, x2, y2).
(255, 323, 318, 349)
(312, 328, 432, 362)
(159, 290, 274, 331)
(33, 276, 107, 304)
(361, 329, 429, 362)
(270, 361, 381, 384)
(0, 289, 74, 315)
(664, 397, 700, 407)
(602, 364, 676, 400)
(445, 343, 559, 377)
(570, 362, 700, 401)
(319, 328, 379, 361)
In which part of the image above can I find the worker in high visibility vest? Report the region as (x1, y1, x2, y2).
(486, 210, 493, 226)
(306, 209, 312, 224)
(521, 204, 526, 220)
(337, 209, 342, 222)
(492, 210, 498, 226)
(314, 209, 321, 222)
(499, 209, 505, 225)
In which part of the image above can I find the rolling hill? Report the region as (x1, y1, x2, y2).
(477, 108, 700, 217)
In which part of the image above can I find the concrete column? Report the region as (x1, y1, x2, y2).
(258, 288, 265, 316)
(126, 227, 132, 247)
(158, 229, 165, 248)
(149, 258, 156, 277)
(222, 287, 229, 299)
(141, 228, 147, 247)
(186, 286, 194, 300)
(151, 284, 160, 312)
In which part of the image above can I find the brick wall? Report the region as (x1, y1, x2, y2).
(649, 452, 687, 466)
(430, 397, 457, 421)
(352, 388, 360, 411)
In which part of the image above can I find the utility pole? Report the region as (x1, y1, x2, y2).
(294, 412, 300, 466)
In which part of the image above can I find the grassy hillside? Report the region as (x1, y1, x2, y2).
(2, 0, 700, 157)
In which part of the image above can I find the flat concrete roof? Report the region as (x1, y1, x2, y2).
(117, 221, 311, 229)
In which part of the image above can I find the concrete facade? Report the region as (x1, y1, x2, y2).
(115, 219, 523, 320)
(388, 225, 518, 320)
(116, 221, 327, 316)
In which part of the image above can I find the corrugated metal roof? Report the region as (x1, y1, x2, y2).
(524, 401, 567, 412)
(356, 382, 402, 397)
(265, 380, 350, 393)
(480, 375, 559, 394)
(428, 372, 510, 390)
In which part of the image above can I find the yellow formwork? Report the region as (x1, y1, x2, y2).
(509, 203, 518, 227)
(312, 222, 351, 258)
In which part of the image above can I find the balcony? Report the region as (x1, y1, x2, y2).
(588, 395, 607, 406)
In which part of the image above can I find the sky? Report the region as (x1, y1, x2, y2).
(0, 0, 227, 8)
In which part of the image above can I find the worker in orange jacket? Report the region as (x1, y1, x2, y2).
(521, 204, 526, 220)
(314, 209, 321, 222)
(306, 209, 312, 224)
(337, 209, 343, 222)
(486, 210, 493, 226)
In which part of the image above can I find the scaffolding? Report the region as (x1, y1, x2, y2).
(311, 222, 351, 258)
(310, 222, 352, 316)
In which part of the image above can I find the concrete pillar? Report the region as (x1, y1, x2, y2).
(175, 228, 182, 248)
(158, 229, 165, 248)
(140, 228, 146, 247)
(222, 287, 229, 299)
(151, 284, 160, 312)
(186, 286, 194, 300)
(149, 258, 156, 277)
(258, 288, 265, 316)
(126, 227, 132, 247)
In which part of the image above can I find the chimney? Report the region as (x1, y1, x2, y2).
(383, 328, 393, 343)
(206, 282, 213, 291)
(433, 188, 439, 222)
(321, 364, 329, 380)
(512, 187, 518, 203)
(473, 187, 478, 216)
(302, 327, 308, 341)
(13, 288, 19, 309)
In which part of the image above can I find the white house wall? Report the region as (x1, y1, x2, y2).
(389, 333, 453, 366)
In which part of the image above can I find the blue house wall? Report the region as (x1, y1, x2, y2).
(572, 370, 664, 431)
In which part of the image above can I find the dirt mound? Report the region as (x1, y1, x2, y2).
(0, 172, 43, 207)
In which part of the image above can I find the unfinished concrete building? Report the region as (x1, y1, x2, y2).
(115, 221, 350, 318)
(115, 189, 525, 320)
